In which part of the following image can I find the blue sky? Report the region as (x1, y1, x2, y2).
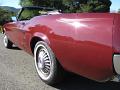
(110, 0, 120, 11)
(0, 0, 120, 11)
(0, 0, 21, 8)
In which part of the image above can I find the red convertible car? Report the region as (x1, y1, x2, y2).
(3, 6, 120, 85)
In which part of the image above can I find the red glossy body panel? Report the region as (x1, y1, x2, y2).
(4, 13, 116, 82)
(113, 14, 120, 54)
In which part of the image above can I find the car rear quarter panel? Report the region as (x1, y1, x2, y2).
(26, 13, 115, 81)
(74, 14, 114, 81)
(113, 14, 120, 54)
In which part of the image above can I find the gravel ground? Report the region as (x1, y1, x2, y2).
(0, 33, 120, 90)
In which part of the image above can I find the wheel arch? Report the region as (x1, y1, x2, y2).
(2, 27, 5, 34)
(30, 33, 50, 54)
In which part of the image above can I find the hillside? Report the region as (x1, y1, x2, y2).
(0, 6, 20, 13)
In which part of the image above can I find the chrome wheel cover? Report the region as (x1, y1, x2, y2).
(34, 43, 53, 80)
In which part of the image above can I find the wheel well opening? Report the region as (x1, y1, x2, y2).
(2, 27, 5, 34)
(30, 37, 43, 54)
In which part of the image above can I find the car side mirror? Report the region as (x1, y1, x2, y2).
(11, 16, 17, 22)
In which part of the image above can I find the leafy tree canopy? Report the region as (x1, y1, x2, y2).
(118, 9, 120, 13)
(0, 8, 15, 25)
(20, 0, 112, 13)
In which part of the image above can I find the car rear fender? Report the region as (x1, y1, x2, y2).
(33, 32, 50, 45)
(29, 32, 50, 55)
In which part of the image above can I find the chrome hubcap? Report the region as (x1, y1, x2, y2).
(38, 51, 45, 69)
(37, 47, 51, 76)
(34, 43, 54, 80)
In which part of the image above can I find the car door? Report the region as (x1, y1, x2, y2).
(15, 20, 28, 49)
(15, 8, 35, 50)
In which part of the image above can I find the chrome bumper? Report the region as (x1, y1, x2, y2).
(111, 55, 120, 82)
(113, 55, 120, 75)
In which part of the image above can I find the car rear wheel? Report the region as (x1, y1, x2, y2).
(3, 34, 13, 49)
(34, 41, 65, 85)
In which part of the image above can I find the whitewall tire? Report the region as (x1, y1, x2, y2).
(3, 35, 13, 49)
(34, 41, 65, 85)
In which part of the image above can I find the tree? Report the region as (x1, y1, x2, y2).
(118, 9, 120, 13)
(19, 0, 112, 13)
(20, 0, 63, 10)
(20, 0, 33, 6)
(62, 0, 112, 12)
(0, 8, 15, 25)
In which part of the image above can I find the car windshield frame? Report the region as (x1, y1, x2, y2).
(17, 6, 56, 21)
